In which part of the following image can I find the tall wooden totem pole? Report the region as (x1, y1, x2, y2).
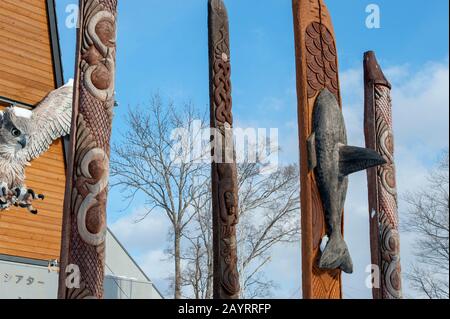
(364, 51, 402, 299)
(292, 0, 386, 299)
(58, 0, 117, 299)
(292, 0, 344, 299)
(208, 0, 240, 299)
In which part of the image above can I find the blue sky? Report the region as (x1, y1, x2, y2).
(55, 0, 449, 298)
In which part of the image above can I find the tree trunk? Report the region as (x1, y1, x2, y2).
(174, 227, 182, 299)
(206, 243, 214, 299)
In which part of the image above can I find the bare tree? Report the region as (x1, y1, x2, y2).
(237, 163, 300, 298)
(181, 159, 300, 298)
(180, 184, 214, 299)
(110, 96, 300, 298)
(404, 151, 449, 299)
(110, 95, 208, 299)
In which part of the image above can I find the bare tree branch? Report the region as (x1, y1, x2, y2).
(181, 152, 300, 298)
(110, 95, 209, 299)
(403, 151, 449, 299)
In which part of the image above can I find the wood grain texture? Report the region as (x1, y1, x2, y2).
(0, 0, 65, 263)
(292, 0, 342, 299)
(0, 134, 65, 261)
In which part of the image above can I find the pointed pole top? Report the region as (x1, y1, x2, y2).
(209, 0, 228, 14)
(364, 51, 391, 89)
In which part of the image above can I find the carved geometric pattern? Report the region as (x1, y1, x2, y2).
(308, 0, 321, 19)
(209, 0, 240, 299)
(374, 85, 402, 299)
(312, 265, 341, 298)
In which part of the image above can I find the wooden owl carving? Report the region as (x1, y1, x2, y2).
(0, 81, 73, 214)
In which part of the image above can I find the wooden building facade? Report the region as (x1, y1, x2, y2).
(0, 0, 66, 262)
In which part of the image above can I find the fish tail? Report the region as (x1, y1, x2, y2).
(318, 234, 353, 274)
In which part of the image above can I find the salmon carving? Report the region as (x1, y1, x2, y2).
(308, 89, 386, 273)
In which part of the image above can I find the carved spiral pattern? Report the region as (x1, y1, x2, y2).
(76, 147, 108, 246)
(63, 0, 116, 299)
(81, 1, 116, 102)
(374, 85, 402, 299)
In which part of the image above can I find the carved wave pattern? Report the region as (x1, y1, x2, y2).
(305, 22, 339, 101)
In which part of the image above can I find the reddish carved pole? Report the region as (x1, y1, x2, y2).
(58, 0, 117, 299)
(364, 51, 402, 299)
(208, 0, 240, 299)
(292, 0, 343, 299)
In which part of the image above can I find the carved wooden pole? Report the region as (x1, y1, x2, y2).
(208, 0, 240, 299)
(364, 51, 402, 299)
(58, 0, 117, 299)
(292, 0, 343, 299)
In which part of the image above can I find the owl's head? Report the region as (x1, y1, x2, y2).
(0, 107, 32, 157)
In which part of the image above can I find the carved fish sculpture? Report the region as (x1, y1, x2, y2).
(308, 89, 386, 274)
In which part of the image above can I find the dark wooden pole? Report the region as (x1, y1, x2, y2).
(364, 51, 402, 299)
(58, 0, 117, 299)
(292, 0, 343, 299)
(208, 0, 240, 299)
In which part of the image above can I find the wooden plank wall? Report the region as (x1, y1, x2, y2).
(0, 0, 66, 261)
(0, 0, 55, 105)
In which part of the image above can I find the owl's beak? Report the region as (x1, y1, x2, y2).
(18, 137, 27, 149)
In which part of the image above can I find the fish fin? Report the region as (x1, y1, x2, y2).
(339, 145, 386, 177)
(318, 234, 354, 274)
(307, 132, 317, 171)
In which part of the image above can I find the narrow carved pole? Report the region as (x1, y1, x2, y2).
(58, 0, 117, 299)
(292, 0, 343, 298)
(364, 51, 402, 299)
(208, 0, 240, 299)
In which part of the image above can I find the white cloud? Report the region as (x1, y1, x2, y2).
(264, 242, 301, 298)
(138, 249, 173, 297)
(109, 207, 170, 254)
(391, 61, 449, 153)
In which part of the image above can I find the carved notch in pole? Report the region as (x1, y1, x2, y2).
(208, 0, 240, 299)
(58, 0, 117, 299)
(364, 51, 403, 299)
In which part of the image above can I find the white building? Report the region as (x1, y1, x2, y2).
(0, 229, 163, 299)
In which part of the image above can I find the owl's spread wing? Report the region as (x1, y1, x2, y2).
(21, 81, 73, 162)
